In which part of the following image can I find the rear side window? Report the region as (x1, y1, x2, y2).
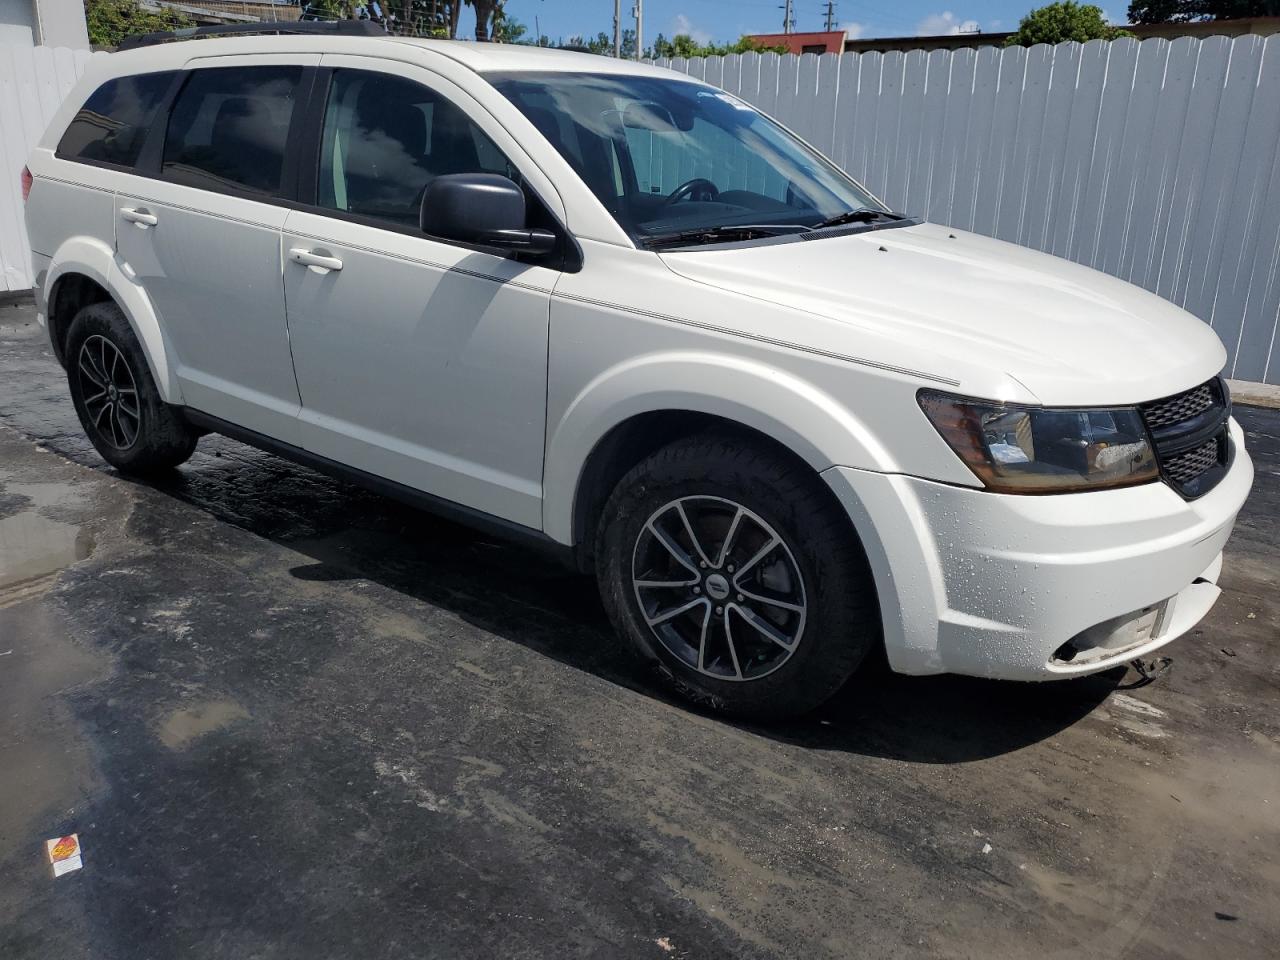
(57, 72, 176, 169)
(161, 66, 302, 197)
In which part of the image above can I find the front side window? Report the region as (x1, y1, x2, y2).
(162, 66, 302, 197)
(57, 72, 176, 168)
(317, 70, 518, 229)
(490, 72, 882, 243)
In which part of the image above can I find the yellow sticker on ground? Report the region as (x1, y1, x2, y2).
(46, 834, 83, 877)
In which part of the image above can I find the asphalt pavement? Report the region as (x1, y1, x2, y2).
(1, 300, 1277, 959)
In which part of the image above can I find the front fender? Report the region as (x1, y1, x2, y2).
(48, 236, 183, 404)
(543, 351, 895, 545)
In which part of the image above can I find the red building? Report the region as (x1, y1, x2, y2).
(747, 30, 846, 55)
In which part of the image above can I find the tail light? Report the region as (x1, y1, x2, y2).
(21, 165, 32, 203)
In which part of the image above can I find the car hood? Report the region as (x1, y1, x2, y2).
(657, 222, 1226, 406)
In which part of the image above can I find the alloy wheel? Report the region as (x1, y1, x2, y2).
(77, 334, 140, 451)
(631, 496, 807, 681)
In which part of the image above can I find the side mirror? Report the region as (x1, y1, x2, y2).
(420, 173, 556, 255)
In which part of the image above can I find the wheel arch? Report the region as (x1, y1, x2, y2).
(45, 237, 183, 404)
(546, 352, 894, 563)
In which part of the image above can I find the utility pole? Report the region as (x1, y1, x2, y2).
(780, 0, 794, 33)
(613, 0, 621, 57)
(823, 0, 836, 31)
(633, 0, 643, 60)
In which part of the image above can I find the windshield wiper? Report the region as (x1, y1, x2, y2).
(810, 207, 908, 230)
(641, 211, 911, 249)
(640, 223, 811, 249)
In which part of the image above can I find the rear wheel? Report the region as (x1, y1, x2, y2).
(596, 432, 881, 718)
(66, 302, 198, 475)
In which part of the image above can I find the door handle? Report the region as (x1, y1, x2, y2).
(120, 207, 158, 228)
(288, 248, 343, 273)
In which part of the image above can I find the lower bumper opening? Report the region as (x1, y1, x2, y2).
(1052, 599, 1172, 666)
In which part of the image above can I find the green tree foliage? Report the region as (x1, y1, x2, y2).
(1127, 0, 1278, 22)
(492, 10, 526, 43)
(306, 0, 348, 18)
(567, 29, 637, 57)
(85, 0, 192, 47)
(552, 27, 789, 58)
(570, 31, 613, 54)
(649, 33, 790, 58)
(1004, 1, 1135, 44)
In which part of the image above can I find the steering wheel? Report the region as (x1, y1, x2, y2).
(664, 178, 720, 205)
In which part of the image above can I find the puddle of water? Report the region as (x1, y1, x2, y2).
(158, 700, 250, 750)
(0, 510, 94, 608)
(4, 480, 86, 511)
(0, 601, 109, 858)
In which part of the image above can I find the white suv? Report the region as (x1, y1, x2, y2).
(24, 25, 1254, 716)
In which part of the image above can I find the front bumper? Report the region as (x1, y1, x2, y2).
(823, 417, 1254, 680)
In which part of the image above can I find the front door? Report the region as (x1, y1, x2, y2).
(114, 58, 316, 441)
(282, 62, 560, 530)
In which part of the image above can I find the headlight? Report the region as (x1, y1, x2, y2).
(918, 391, 1159, 493)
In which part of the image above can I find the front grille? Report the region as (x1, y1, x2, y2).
(1138, 378, 1230, 499)
(1164, 438, 1219, 485)
(1141, 382, 1215, 429)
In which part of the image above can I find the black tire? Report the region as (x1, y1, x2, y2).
(596, 432, 881, 718)
(65, 302, 198, 475)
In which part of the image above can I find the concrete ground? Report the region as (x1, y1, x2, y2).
(0, 299, 1276, 960)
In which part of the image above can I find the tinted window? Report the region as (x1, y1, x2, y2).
(317, 70, 518, 228)
(57, 72, 176, 168)
(162, 66, 302, 197)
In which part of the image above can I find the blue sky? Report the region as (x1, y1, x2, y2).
(458, 0, 1124, 46)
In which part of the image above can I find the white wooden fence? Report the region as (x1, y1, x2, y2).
(0, 42, 97, 293)
(659, 36, 1280, 385)
(3, 39, 1279, 383)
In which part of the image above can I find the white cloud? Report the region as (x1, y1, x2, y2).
(915, 11, 980, 36)
(841, 21, 868, 39)
(671, 14, 712, 45)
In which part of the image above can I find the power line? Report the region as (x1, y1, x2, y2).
(823, 0, 836, 31)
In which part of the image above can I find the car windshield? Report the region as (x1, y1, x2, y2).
(488, 71, 884, 245)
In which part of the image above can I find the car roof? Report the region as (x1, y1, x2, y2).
(389, 37, 687, 78)
(99, 34, 695, 82)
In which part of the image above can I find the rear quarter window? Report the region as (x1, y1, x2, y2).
(161, 65, 302, 198)
(56, 72, 177, 169)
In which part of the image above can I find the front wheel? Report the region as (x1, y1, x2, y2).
(596, 433, 881, 718)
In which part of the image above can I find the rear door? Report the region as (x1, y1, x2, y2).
(114, 56, 317, 441)
(280, 58, 565, 529)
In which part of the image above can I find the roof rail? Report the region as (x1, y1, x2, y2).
(117, 20, 387, 52)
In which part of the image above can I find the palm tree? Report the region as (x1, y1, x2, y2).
(468, 0, 500, 41)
